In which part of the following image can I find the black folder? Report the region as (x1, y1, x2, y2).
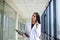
(15, 29, 29, 37)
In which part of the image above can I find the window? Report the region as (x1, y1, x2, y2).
(3, 2, 16, 40)
(56, 0, 60, 39)
(46, 6, 49, 35)
(50, 0, 54, 37)
(44, 15, 46, 33)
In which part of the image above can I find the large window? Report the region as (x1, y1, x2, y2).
(3, 2, 16, 40)
(41, 0, 60, 40)
(41, 0, 54, 40)
(0, 1, 4, 40)
(0, 1, 27, 40)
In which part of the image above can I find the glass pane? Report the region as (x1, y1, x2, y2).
(0, 13, 1, 23)
(3, 2, 16, 40)
(56, 0, 60, 39)
(51, 0, 54, 37)
(0, 12, 3, 40)
(44, 15, 47, 33)
(3, 16, 9, 40)
(18, 17, 26, 40)
(0, 1, 3, 40)
(46, 6, 49, 35)
(8, 17, 16, 40)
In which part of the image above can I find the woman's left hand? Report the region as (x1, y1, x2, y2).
(36, 22, 39, 28)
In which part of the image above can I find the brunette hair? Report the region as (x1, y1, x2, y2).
(34, 12, 40, 24)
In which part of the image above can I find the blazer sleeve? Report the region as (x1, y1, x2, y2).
(34, 24, 41, 38)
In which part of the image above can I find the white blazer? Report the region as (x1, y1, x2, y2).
(25, 22, 41, 40)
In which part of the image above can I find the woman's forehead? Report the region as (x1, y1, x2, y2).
(32, 14, 36, 16)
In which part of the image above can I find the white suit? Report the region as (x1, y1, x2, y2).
(25, 22, 41, 40)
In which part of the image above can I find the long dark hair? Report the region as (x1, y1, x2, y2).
(34, 12, 40, 24)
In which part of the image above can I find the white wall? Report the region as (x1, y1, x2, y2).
(5, 0, 49, 22)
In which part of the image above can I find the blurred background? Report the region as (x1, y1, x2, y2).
(0, 0, 60, 40)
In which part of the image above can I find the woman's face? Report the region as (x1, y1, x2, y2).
(32, 14, 36, 24)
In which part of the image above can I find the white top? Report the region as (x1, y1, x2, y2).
(25, 22, 41, 40)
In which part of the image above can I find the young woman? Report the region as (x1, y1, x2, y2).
(22, 12, 41, 40)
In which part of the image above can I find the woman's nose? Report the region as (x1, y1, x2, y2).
(32, 17, 34, 19)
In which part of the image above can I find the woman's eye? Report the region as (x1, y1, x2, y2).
(34, 16, 35, 17)
(32, 15, 36, 17)
(33, 15, 36, 17)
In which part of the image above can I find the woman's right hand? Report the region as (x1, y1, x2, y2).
(22, 33, 26, 38)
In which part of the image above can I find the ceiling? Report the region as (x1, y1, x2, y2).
(5, 0, 49, 21)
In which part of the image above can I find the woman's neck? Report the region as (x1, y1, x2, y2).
(32, 22, 35, 25)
